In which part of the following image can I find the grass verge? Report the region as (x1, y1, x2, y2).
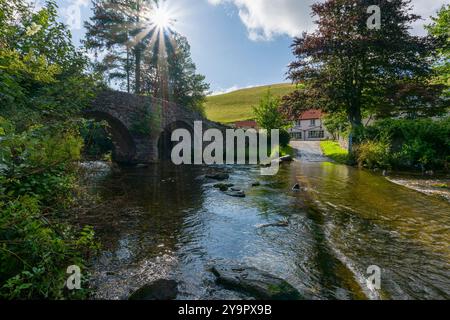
(320, 141, 349, 164)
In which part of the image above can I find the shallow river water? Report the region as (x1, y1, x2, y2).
(80, 156, 450, 300)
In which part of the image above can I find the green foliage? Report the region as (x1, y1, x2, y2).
(279, 130, 291, 148)
(130, 100, 165, 136)
(253, 90, 287, 132)
(279, 145, 295, 158)
(0, 197, 99, 299)
(322, 112, 350, 140)
(354, 118, 450, 170)
(80, 120, 114, 160)
(320, 141, 349, 164)
(85, 1, 209, 111)
(427, 4, 450, 97)
(284, 0, 444, 132)
(0, 1, 98, 128)
(0, 1, 100, 299)
(355, 140, 391, 169)
(0, 118, 83, 206)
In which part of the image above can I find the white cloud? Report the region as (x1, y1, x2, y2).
(209, 84, 260, 96)
(209, 85, 241, 96)
(208, 0, 317, 40)
(409, 0, 448, 35)
(207, 0, 448, 41)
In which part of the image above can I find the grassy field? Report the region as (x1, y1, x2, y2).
(204, 83, 297, 124)
(320, 141, 349, 164)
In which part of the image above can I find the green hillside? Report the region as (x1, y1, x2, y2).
(204, 83, 297, 124)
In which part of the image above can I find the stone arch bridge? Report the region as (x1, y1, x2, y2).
(83, 90, 226, 164)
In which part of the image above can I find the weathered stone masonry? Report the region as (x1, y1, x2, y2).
(84, 90, 226, 164)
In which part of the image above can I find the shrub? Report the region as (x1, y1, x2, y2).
(0, 119, 99, 299)
(0, 197, 99, 299)
(355, 140, 391, 169)
(279, 129, 291, 148)
(354, 117, 450, 170)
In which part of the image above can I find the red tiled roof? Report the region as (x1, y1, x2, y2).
(299, 109, 323, 120)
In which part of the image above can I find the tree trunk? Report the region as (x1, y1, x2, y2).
(134, 0, 141, 94)
(126, 47, 130, 93)
(347, 101, 363, 154)
(135, 47, 141, 94)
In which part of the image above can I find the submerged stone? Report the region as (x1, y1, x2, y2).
(256, 220, 289, 228)
(128, 279, 178, 300)
(211, 264, 301, 300)
(225, 190, 246, 198)
(206, 173, 230, 181)
(213, 183, 234, 191)
(280, 155, 294, 162)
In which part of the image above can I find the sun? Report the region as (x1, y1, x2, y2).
(149, 3, 176, 31)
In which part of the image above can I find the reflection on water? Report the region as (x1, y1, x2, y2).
(81, 160, 450, 300)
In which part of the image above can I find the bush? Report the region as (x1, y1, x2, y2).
(0, 197, 99, 299)
(0, 119, 83, 207)
(0, 1, 100, 299)
(354, 117, 450, 170)
(0, 119, 99, 299)
(279, 129, 291, 148)
(355, 140, 391, 169)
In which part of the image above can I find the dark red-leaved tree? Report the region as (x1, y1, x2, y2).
(281, 0, 445, 148)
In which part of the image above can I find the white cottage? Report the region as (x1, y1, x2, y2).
(288, 109, 332, 141)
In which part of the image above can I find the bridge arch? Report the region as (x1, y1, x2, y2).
(158, 120, 194, 160)
(84, 90, 227, 164)
(83, 110, 137, 164)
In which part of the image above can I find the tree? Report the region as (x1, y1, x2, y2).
(141, 33, 210, 113)
(1, 0, 97, 128)
(254, 90, 287, 132)
(85, 0, 209, 111)
(427, 4, 450, 97)
(0, 0, 99, 299)
(322, 112, 350, 140)
(281, 0, 444, 149)
(84, 0, 141, 93)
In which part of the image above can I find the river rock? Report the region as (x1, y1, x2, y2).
(206, 173, 230, 181)
(211, 264, 301, 300)
(225, 190, 246, 198)
(128, 279, 178, 300)
(280, 155, 294, 162)
(214, 183, 234, 191)
(252, 181, 261, 187)
(257, 220, 289, 228)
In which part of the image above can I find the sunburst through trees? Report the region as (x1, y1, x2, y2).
(85, 0, 209, 112)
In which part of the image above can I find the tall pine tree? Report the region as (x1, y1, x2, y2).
(84, 0, 209, 111)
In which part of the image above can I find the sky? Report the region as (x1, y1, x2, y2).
(39, 0, 449, 94)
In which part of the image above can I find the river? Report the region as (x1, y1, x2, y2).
(79, 143, 450, 300)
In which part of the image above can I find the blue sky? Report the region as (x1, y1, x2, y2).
(46, 0, 447, 94)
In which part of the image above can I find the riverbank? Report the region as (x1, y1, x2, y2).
(320, 141, 349, 164)
(386, 175, 450, 202)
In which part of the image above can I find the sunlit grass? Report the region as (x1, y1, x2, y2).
(320, 141, 349, 164)
(204, 83, 297, 124)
